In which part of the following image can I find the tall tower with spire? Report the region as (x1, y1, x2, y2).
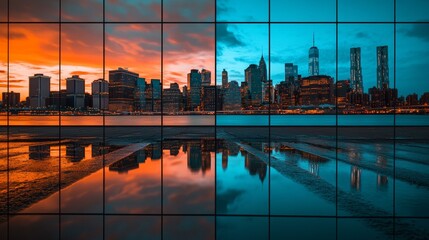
(308, 33, 319, 76)
(259, 53, 267, 83)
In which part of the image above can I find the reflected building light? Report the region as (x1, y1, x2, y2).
(222, 149, 228, 170)
(29, 145, 51, 160)
(350, 166, 361, 190)
(308, 161, 320, 177)
(377, 175, 388, 189)
(66, 143, 85, 162)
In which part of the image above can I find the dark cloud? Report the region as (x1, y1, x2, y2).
(404, 24, 429, 42)
(106, 0, 161, 22)
(0, 70, 5, 74)
(355, 32, 370, 39)
(9, 31, 26, 40)
(163, 0, 214, 22)
(217, 24, 244, 48)
(164, 24, 214, 53)
(10, 0, 59, 22)
(0, 84, 23, 88)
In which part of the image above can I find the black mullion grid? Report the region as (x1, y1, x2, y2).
(102, 0, 106, 239)
(214, 0, 217, 239)
(161, 0, 164, 239)
(58, 0, 62, 239)
(6, 0, 10, 239)
(8, 212, 429, 218)
(393, 0, 397, 238)
(3, 21, 429, 24)
(335, 0, 338, 239)
(268, 0, 271, 239)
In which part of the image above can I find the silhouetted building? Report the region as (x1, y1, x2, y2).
(201, 69, 211, 87)
(29, 145, 50, 160)
(369, 87, 397, 108)
(406, 93, 419, 106)
(299, 75, 334, 106)
(187, 69, 202, 111)
(29, 73, 50, 108)
(134, 78, 146, 111)
(377, 46, 389, 89)
(420, 92, 429, 105)
(223, 80, 241, 111)
(308, 35, 319, 76)
(109, 67, 138, 112)
(222, 69, 228, 88)
(350, 47, 363, 94)
(46, 90, 67, 109)
(245, 64, 262, 106)
(163, 83, 182, 113)
(201, 86, 216, 111)
(285, 63, 298, 84)
(336, 80, 351, 106)
(2, 91, 20, 107)
(66, 75, 85, 109)
(92, 79, 109, 110)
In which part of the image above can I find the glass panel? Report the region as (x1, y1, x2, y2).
(163, 216, 214, 240)
(216, 23, 269, 126)
(105, 127, 161, 214)
(105, 216, 161, 240)
(270, 24, 336, 126)
(216, 216, 268, 239)
(61, 0, 103, 22)
(216, 127, 268, 215)
(164, 0, 214, 22)
(9, 215, 59, 239)
(270, 217, 335, 240)
(105, 23, 161, 125)
(106, 0, 161, 22)
(217, 0, 268, 22)
(163, 127, 215, 214)
(163, 23, 215, 126)
(61, 215, 103, 240)
(338, 218, 393, 240)
(271, 0, 336, 22)
(10, 0, 59, 22)
(338, 0, 394, 22)
(270, 127, 336, 216)
(396, 0, 429, 22)
(0, 0, 6, 22)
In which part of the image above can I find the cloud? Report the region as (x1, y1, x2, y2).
(355, 32, 370, 39)
(404, 23, 429, 42)
(163, 0, 214, 22)
(70, 71, 92, 76)
(217, 24, 244, 48)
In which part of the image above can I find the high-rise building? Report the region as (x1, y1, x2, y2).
(187, 69, 202, 111)
(285, 63, 299, 84)
(222, 69, 228, 88)
(66, 75, 85, 109)
(223, 80, 241, 111)
(201, 69, 211, 87)
(163, 83, 182, 113)
(108, 67, 138, 112)
(299, 75, 335, 106)
(308, 35, 319, 76)
(134, 78, 146, 111)
(92, 79, 109, 110)
(29, 73, 50, 108)
(151, 79, 162, 112)
(201, 86, 216, 111)
(245, 64, 262, 106)
(350, 47, 363, 94)
(259, 54, 267, 83)
(377, 46, 389, 89)
(1, 91, 20, 108)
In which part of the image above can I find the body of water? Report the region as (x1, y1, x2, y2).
(0, 114, 428, 126)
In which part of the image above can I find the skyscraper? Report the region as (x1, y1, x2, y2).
(187, 69, 202, 111)
(245, 64, 262, 106)
(108, 67, 138, 112)
(308, 34, 319, 76)
(134, 78, 146, 111)
(222, 69, 228, 88)
(66, 75, 85, 109)
(29, 74, 50, 108)
(350, 47, 363, 94)
(285, 63, 298, 83)
(201, 69, 211, 87)
(259, 54, 267, 83)
(377, 46, 389, 89)
(2, 91, 20, 107)
(223, 80, 241, 111)
(92, 79, 109, 110)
